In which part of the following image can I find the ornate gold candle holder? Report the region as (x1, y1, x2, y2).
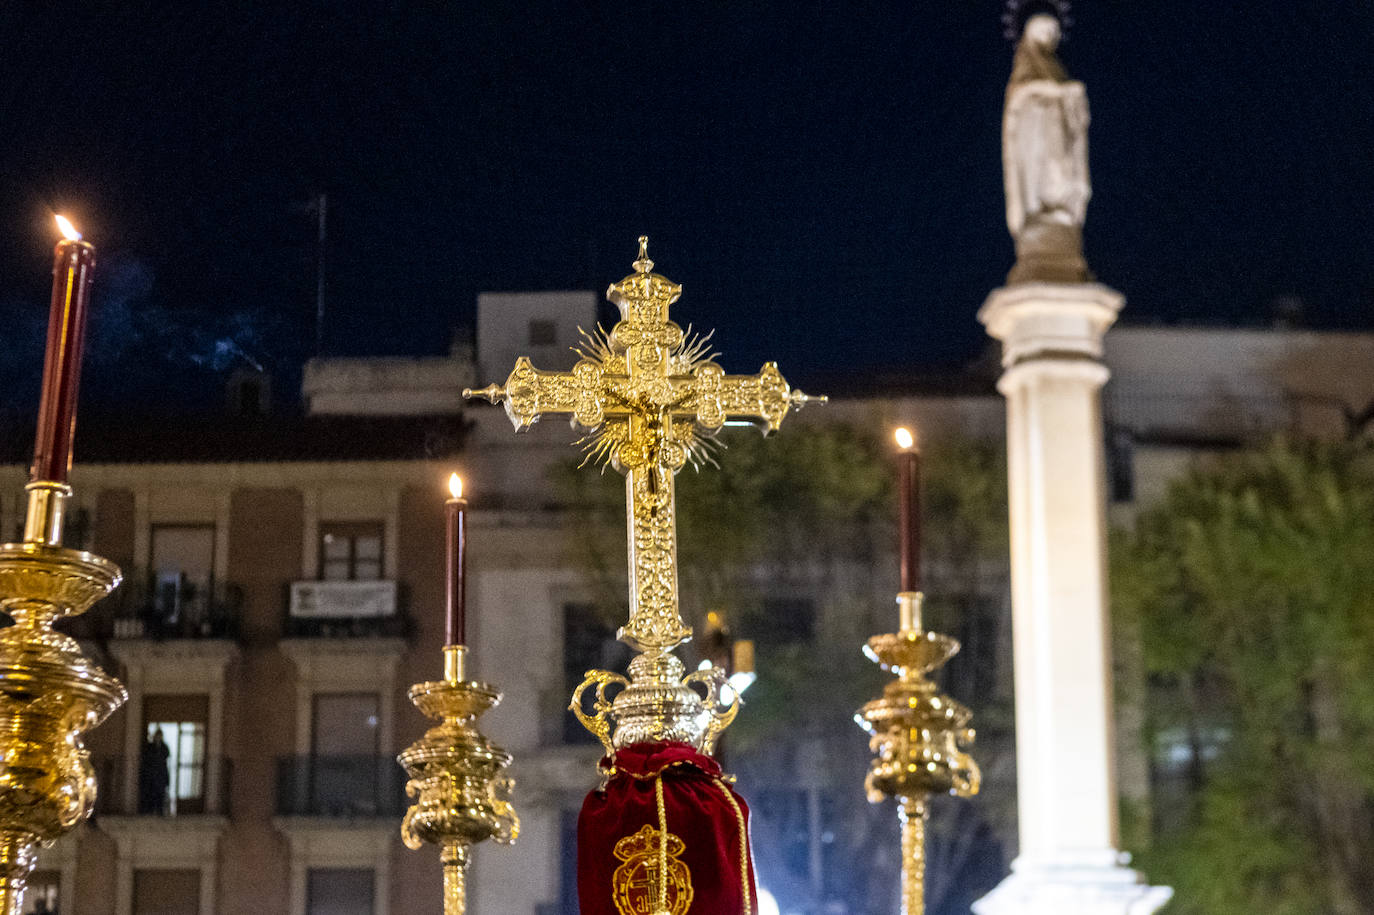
(0, 481, 125, 915)
(399, 646, 519, 915)
(857, 591, 980, 915)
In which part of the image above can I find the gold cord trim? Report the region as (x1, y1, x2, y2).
(602, 755, 737, 783)
(713, 778, 753, 915)
(655, 775, 670, 915)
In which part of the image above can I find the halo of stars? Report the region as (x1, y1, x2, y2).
(1002, 0, 1074, 40)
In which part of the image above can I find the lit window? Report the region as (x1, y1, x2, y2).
(143, 719, 206, 816)
(22, 872, 58, 914)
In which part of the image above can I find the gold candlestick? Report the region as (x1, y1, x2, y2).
(398, 646, 519, 915)
(857, 591, 980, 915)
(0, 482, 125, 915)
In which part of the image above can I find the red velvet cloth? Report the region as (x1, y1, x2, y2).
(578, 742, 757, 914)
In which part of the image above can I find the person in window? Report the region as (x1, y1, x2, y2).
(138, 730, 158, 813)
(138, 728, 171, 814)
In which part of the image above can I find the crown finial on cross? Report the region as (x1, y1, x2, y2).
(633, 235, 653, 274)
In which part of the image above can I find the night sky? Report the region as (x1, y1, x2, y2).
(0, 2, 1369, 406)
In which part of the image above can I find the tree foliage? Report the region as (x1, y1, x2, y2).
(1113, 439, 1374, 915)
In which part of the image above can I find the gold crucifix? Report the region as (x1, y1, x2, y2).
(465, 237, 823, 655)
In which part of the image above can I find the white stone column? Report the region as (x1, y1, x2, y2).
(974, 282, 1171, 915)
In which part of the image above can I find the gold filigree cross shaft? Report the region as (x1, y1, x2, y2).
(465, 237, 822, 654)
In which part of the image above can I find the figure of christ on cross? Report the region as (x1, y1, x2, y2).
(465, 237, 822, 654)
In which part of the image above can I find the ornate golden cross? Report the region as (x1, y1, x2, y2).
(466, 238, 822, 654)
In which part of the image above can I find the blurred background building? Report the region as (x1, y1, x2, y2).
(15, 289, 1373, 915)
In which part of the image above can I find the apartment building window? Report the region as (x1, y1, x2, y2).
(309, 693, 381, 816)
(307, 868, 374, 915)
(319, 523, 384, 581)
(528, 319, 557, 346)
(21, 872, 58, 914)
(313, 693, 380, 755)
(150, 525, 216, 633)
(133, 868, 199, 915)
(142, 694, 209, 816)
(232, 376, 266, 416)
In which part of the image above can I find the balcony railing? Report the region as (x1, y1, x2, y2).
(93, 755, 232, 817)
(93, 573, 242, 641)
(285, 580, 407, 638)
(275, 755, 407, 818)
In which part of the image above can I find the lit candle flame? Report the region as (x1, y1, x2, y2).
(895, 427, 915, 451)
(54, 215, 81, 242)
(448, 473, 463, 499)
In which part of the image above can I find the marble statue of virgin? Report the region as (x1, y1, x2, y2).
(1002, 13, 1092, 283)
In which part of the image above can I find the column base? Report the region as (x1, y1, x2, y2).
(973, 853, 1172, 915)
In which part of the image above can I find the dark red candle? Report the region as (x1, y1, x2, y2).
(31, 216, 96, 484)
(445, 473, 467, 646)
(895, 428, 922, 592)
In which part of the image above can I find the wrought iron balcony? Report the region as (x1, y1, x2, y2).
(275, 754, 407, 818)
(89, 573, 243, 641)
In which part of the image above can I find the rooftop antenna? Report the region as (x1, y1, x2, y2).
(314, 191, 327, 357)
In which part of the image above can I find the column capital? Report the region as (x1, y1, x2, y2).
(979, 282, 1125, 368)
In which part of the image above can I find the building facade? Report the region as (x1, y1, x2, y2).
(21, 289, 1374, 915)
